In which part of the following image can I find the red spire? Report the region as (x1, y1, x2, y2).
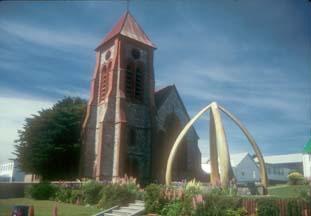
(96, 11, 156, 50)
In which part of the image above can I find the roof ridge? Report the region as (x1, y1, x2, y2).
(155, 85, 174, 94)
(120, 10, 129, 33)
(125, 11, 155, 48)
(96, 11, 155, 50)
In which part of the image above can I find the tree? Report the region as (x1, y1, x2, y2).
(14, 97, 87, 180)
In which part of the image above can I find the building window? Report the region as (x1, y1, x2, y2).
(241, 171, 245, 176)
(125, 62, 144, 102)
(280, 168, 284, 175)
(99, 64, 110, 101)
(126, 63, 134, 98)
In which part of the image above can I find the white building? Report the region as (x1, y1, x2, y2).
(0, 161, 25, 182)
(202, 149, 311, 183)
(259, 153, 303, 182)
(231, 153, 261, 183)
(201, 152, 261, 183)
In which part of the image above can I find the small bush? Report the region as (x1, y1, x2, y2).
(98, 182, 139, 209)
(256, 198, 279, 216)
(160, 201, 183, 216)
(185, 179, 202, 197)
(144, 184, 166, 214)
(54, 186, 83, 204)
(81, 180, 104, 205)
(299, 187, 311, 205)
(71, 189, 84, 204)
(54, 186, 72, 203)
(288, 172, 304, 185)
(287, 199, 302, 216)
(203, 194, 242, 216)
(27, 182, 57, 200)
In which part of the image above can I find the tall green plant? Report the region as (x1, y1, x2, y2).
(26, 182, 57, 200)
(286, 199, 302, 216)
(14, 97, 87, 180)
(98, 182, 139, 209)
(82, 180, 103, 205)
(256, 198, 279, 216)
(144, 184, 166, 214)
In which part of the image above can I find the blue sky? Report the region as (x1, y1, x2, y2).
(0, 0, 310, 163)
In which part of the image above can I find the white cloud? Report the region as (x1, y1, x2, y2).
(0, 20, 99, 51)
(156, 60, 308, 123)
(0, 95, 54, 163)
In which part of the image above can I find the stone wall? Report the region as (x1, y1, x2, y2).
(155, 87, 202, 181)
(0, 183, 33, 198)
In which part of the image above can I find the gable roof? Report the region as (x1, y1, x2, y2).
(254, 153, 303, 164)
(96, 11, 156, 50)
(154, 85, 174, 109)
(154, 85, 199, 139)
(230, 152, 250, 167)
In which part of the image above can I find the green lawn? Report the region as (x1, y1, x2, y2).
(268, 185, 310, 198)
(0, 198, 100, 216)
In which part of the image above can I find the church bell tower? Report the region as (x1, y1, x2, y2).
(80, 11, 156, 183)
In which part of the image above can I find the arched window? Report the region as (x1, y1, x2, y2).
(135, 66, 143, 100)
(125, 63, 134, 99)
(99, 64, 109, 101)
(125, 62, 144, 102)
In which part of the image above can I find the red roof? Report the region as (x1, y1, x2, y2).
(96, 11, 156, 50)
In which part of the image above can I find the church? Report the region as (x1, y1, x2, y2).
(80, 11, 203, 184)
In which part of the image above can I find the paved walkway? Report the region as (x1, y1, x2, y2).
(93, 200, 145, 216)
(267, 184, 288, 189)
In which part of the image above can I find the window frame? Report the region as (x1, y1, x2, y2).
(99, 62, 111, 102)
(125, 61, 144, 103)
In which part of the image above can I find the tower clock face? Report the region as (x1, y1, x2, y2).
(131, 48, 141, 60)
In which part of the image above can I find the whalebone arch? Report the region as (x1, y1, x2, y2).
(165, 102, 268, 195)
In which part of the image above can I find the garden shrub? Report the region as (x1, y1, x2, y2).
(286, 199, 302, 216)
(203, 195, 242, 216)
(27, 182, 57, 200)
(144, 183, 199, 215)
(256, 198, 279, 216)
(288, 172, 304, 185)
(185, 179, 202, 196)
(144, 183, 166, 214)
(299, 187, 311, 205)
(144, 182, 244, 216)
(53, 186, 83, 204)
(98, 182, 139, 209)
(81, 180, 103, 205)
(54, 186, 72, 203)
(161, 201, 184, 216)
(70, 189, 84, 204)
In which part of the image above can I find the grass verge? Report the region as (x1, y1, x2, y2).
(268, 185, 310, 198)
(0, 198, 100, 216)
